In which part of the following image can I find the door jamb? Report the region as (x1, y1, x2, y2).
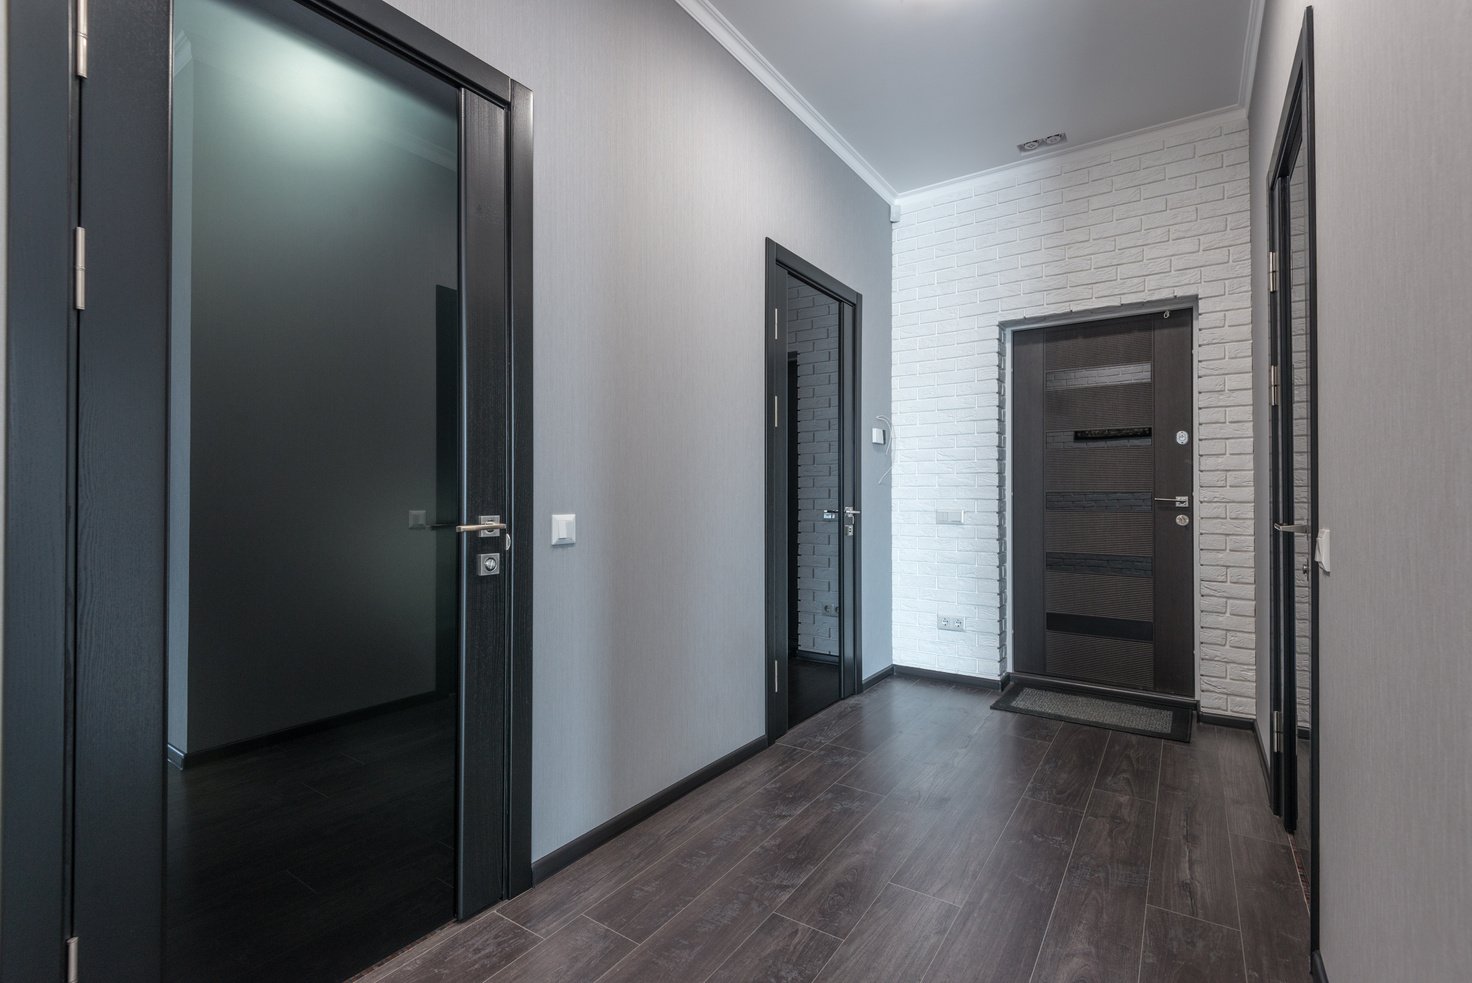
(764, 239, 863, 744)
(1265, 5, 1319, 955)
(999, 298, 1202, 698)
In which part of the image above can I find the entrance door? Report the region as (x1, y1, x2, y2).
(67, 0, 532, 979)
(1011, 308, 1195, 698)
(765, 242, 862, 738)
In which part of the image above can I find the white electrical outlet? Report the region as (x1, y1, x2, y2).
(937, 615, 966, 632)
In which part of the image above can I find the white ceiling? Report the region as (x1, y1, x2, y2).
(680, 0, 1261, 200)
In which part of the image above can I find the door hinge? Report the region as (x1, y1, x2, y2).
(1272, 709, 1283, 753)
(75, 0, 89, 77)
(1269, 363, 1279, 407)
(1268, 250, 1278, 294)
(74, 227, 87, 310)
(66, 936, 79, 983)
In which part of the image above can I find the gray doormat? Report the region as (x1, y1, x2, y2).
(993, 685, 1192, 742)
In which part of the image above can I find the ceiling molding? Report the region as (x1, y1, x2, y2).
(1239, 0, 1266, 108)
(674, 0, 898, 204)
(896, 105, 1248, 208)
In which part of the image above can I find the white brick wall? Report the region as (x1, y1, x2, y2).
(890, 112, 1258, 718)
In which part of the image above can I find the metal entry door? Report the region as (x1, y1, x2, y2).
(1012, 309, 1194, 697)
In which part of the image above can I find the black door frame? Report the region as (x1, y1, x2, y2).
(1001, 299, 1200, 708)
(764, 240, 862, 743)
(1266, 6, 1320, 960)
(1, 1, 533, 979)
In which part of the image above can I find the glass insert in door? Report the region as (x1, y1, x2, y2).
(786, 275, 843, 725)
(167, 0, 460, 979)
(1286, 139, 1315, 889)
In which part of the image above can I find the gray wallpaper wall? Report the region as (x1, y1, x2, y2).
(386, 0, 893, 860)
(1250, 1, 1472, 979)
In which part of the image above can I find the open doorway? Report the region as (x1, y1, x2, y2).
(765, 241, 863, 740)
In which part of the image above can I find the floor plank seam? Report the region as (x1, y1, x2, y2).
(884, 880, 962, 910)
(1026, 729, 1111, 983)
(1143, 902, 1243, 935)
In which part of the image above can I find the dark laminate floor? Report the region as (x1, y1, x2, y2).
(169, 698, 456, 983)
(357, 676, 1310, 983)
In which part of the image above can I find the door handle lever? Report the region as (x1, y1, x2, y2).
(457, 516, 507, 535)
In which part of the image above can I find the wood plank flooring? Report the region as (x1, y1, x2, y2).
(358, 676, 1310, 983)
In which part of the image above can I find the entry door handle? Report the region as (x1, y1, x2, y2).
(1274, 522, 1311, 534)
(1154, 496, 1191, 508)
(457, 516, 507, 535)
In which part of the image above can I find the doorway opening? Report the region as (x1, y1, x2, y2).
(1005, 303, 1198, 706)
(765, 241, 863, 741)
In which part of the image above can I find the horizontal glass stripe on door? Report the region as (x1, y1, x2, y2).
(1045, 361, 1152, 390)
(1046, 552, 1153, 578)
(1044, 491, 1152, 512)
(1046, 612, 1154, 642)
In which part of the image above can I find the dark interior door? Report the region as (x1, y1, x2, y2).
(1012, 309, 1195, 697)
(69, 1, 529, 980)
(765, 242, 862, 739)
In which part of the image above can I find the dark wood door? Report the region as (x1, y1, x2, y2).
(66, 2, 531, 980)
(1012, 309, 1195, 697)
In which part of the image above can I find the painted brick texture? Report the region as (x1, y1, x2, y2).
(890, 114, 1257, 718)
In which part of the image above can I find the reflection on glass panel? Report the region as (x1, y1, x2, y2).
(787, 275, 843, 725)
(1286, 141, 1314, 894)
(167, 0, 459, 979)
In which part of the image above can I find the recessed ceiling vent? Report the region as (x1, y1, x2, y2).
(1018, 132, 1067, 154)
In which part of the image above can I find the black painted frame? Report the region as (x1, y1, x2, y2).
(1, 0, 534, 978)
(1265, 4, 1320, 958)
(764, 240, 863, 743)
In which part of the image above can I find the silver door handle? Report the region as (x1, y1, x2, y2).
(1154, 496, 1191, 508)
(457, 518, 507, 535)
(1274, 522, 1310, 534)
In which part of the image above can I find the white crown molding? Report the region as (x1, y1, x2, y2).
(674, 0, 898, 204)
(1239, 0, 1266, 109)
(896, 105, 1248, 208)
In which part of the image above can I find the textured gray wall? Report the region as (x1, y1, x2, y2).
(385, 0, 893, 860)
(1250, 1, 1472, 979)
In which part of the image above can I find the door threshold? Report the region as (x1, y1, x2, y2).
(1005, 672, 1198, 713)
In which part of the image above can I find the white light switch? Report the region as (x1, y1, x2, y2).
(551, 513, 576, 546)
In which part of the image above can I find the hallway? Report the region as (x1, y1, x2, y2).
(358, 676, 1309, 982)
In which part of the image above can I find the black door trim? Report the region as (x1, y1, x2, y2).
(1266, 5, 1320, 957)
(1, 0, 533, 978)
(764, 240, 862, 743)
